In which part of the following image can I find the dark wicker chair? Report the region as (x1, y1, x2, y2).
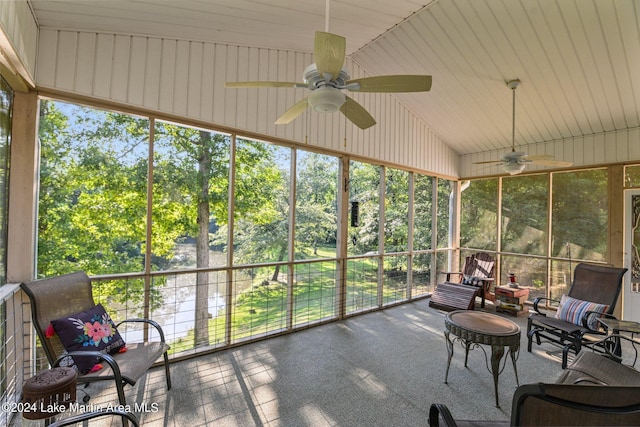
(527, 262, 627, 368)
(428, 383, 640, 426)
(429, 350, 640, 426)
(21, 271, 172, 406)
(49, 409, 139, 426)
(429, 252, 495, 311)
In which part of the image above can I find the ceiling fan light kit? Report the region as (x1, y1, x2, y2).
(308, 86, 346, 112)
(503, 162, 526, 175)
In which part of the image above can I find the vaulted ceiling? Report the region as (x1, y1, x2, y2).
(28, 0, 640, 157)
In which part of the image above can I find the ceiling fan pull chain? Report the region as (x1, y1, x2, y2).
(344, 100, 348, 148)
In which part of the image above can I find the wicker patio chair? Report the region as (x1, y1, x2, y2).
(526, 262, 627, 368)
(428, 383, 640, 426)
(49, 409, 139, 427)
(429, 252, 495, 311)
(21, 271, 172, 406)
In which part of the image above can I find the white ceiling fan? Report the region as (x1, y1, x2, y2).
(475, 79, 572, 175)
(225, 0, 431, 130)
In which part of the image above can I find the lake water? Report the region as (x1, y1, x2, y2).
(120, 243, 233, 343)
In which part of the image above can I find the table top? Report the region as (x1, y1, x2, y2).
(599, 318, 640, 334)
(445, 310, 521, 346)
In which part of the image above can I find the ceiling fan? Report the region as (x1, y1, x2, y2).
(225, 2, 431, 130)
(475, 79, 572, 175)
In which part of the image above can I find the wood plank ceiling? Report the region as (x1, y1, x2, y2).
(28, 0, 640, 157)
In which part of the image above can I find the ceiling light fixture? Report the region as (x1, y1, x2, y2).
(308, 86, 346, 113)
(503, 162, 526, 175)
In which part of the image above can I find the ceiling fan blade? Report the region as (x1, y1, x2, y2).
(226, 81, 303, 88)
(528, 159, 574, 167)
(275, 97, 309, 125)
(347, 75, 432, 93)
(340, 96, 376, 130)
(314, 31, 346, 80)
(473, 160, 505, 165)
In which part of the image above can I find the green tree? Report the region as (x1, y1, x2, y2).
(460, 178, 498, 250)
(384, 168, 409, 254)
(501, 174, 548, 256)
(38, 103, 287, 347)
(552, 169, 608, 260)
(215, 140, 289, 281)
(38, 102, 151, 277)
(349, 161, 381, 254)
(295, 153, 338, 256)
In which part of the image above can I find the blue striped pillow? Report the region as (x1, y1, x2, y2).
(555, 295, 608, 330)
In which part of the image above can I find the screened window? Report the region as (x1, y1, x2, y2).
(0, 76, 10, 284)
(437, 178, 455, 249)
(36, 97, 449, 354)
(348, 161, 381, 255)
(502, 174, 548, 256)
(625, 165, 640, 188)
(551, 169, 607, 261)
(0, 75, 12, 405)
(294, 151, 338, 260)
(460, 178, 498, 250)
(413, 173, 434, 251)
(232, 138, 289, 265)
(37, 101, 149, 277)
(384, 167, 409, 253)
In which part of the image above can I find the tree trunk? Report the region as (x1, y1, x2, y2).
(271, 245, 287, 281)
(195, 131, 211, 347)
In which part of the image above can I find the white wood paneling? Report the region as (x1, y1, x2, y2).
(75, 32, 96, 94)
(0, 0, 38, 87)
(36, 29, 458, 177)
(93, 33, 114, 99)
(24, 0, 640, 167)
(461, 127, 640, 178)
(111, 35, 131, 103)
(351, 0, 640, 158)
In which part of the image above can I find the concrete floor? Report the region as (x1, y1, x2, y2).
(18, 300, 584, 426)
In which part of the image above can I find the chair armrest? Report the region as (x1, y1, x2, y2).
(572, 376, 608, 385)
(531, 297, 560, 316)
(428, 403, 458, 427)
(594, 313, 618, 331)
(581, 311, 613, 332)
(439, 271, 463, 282)
(48, 409, 139, 427)
(116, 318, 167, 343)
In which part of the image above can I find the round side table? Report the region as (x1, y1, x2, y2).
(444, 310, 521, 407)
(22, 367, 77, 423)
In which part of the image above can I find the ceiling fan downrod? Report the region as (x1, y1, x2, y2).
(325, 0, 331, 33)
(507, 79, 520, 153)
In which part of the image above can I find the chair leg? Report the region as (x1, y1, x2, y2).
(526, 318, 538, 352)
(163, 351, 172, 390)
(562, 346, 571, 369)
(562, 340, 581, 369)
(115, 380, 127, 406)
(527, 328, 543, 356)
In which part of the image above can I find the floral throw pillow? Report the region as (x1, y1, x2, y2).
(50, 304, 126, 373)
(554, 295, 609, 330)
